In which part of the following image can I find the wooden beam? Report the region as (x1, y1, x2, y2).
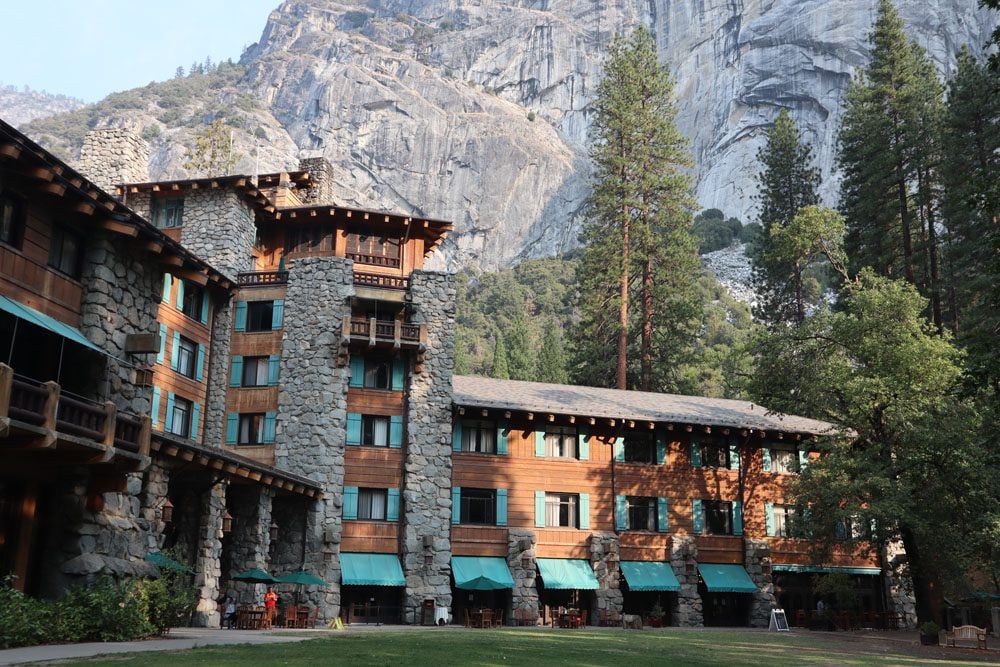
(210, 459, 224, 470)
(481, 409, 488, 417)
(547, 414, 555, 422)
(171, 183, 180, 191)
(503, 411, 511, 419)
(160, 254, 184, 267)
(607, 419, 616, 427)
(98, 219, 139, 237)
(74, 201, 96, 216)
(144, 240, 164, 254)
(0, 144, 22, 160)
(703, 426, 712, 434)
(588, 417, 596, 426)
(685, 425, 693, 433)
(40, 182, 66, 197)
(173, 267, 209, 286)
(457, 407, 465, 416)
(626, 420, 635, 429)
(526, 413, 534, 421)
(666, 423, 674, 431)
(568, 415, 575, 424)
(722, 428, 730, 436)
(740, 429, 748, 437)
(28, 166, 54, 182)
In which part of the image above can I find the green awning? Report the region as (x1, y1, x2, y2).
(452, 556, 515, 591)
(340, 552, 405, 587)
(698, 564, 758, 594)
(772, 564, 882, 576)
(536, 558, 599, 590)
(0, 295, 103, 354)
(144, 552, 194, 574)
(620, 561, 681, 592)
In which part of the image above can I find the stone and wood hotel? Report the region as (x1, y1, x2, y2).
(0, 118, 915, 629)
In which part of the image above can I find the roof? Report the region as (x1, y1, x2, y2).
(118, 171, 312, 216)
(451, 376, 837, 437)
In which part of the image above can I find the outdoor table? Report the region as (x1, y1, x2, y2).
(559, 610, 581, 628)
(469, 608, 492, 628)
(237, 607, 266, 630)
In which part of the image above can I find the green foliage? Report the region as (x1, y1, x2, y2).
(812, 573, 860, 611)
(740, 222, 762, 246)
(692, 209, 743, 254)
(527, 111, 536, 122)
(536, 323, 569, 385)
(183, 118, 241, 176)
(920, 621, 942, 637)
(0, 578, 52, 648)
(136, 562, 197, 635)
(491, 333, 510, 379)
(506, 313, 535, 380)
(341, 10, 370, 30)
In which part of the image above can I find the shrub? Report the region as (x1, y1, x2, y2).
(527, 111, 536, 122)
(136, 568, 197, 635)
(0, 578, 52, 649)
(60, 578, 152, 642)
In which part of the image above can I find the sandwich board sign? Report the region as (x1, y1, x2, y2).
(769, 609, 790, 632)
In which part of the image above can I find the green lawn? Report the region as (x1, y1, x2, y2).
(73, 628, 995, 667)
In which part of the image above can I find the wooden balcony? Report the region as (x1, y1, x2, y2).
(237, 270, 289, 287)
(353, 271, 409, 291)
(343, 317, 424, 351)
(347, 253, 401, 270)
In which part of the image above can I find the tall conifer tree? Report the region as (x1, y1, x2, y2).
(537, 323, 569, 385)
(491, 332, 510, 379)
(506, 312, 536, 381)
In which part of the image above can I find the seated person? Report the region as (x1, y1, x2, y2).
(223, 596, 237, 629)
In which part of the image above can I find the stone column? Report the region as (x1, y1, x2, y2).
(590, 532, 623, 624)
(178, 189, 256, 279)
(884, 540, 916, 628)
(139, 462, 170, 555)
(192, 480, 227, 628)
(670, 536, 703, 627)
(297, 157, 336, 205)
(745, 539, 776, 627)
(202, 300, 233, 448)
(78, 127, 150, 194)
(402, 271, 456, 623)
(274, 256, 354, 620)
(508, 530, 539, 623)
(227, 487, 273, 602)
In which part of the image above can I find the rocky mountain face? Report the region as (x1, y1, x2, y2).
(0, 85, 83, 127)
(15, 1, 997, 271)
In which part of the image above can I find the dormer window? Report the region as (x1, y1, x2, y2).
(151, 197, 184, 228)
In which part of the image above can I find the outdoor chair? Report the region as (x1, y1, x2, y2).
(285, 604, 299, 628)
(579, 610, 587, 627)
(493, 609, 504, 627)
(464, 608, 472, 628)
(480, 608, 493, 628)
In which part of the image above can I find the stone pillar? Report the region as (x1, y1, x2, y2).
(670, 536, 703, 627)
(202, 300, 233, 448)
(508, 530, 539, 623)
(178, 189, 256, 279)
(745, 539, 776, 627)
(297, 157, 336, 205)
(590, 532, 623, 624)
(227, 487, 273, 602)
(884, 540, 916, 628)
(274, 256, 355, 620)
(192, 480, 227, 628)
(402, 271, 456, 623)
(139, 462, 170, 554)
(78, 127, 149, 194)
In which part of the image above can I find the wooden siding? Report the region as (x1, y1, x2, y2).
(619, 533, 671, 562)
(346, 388, 404, 415)
(223, 444, 275, 467)
(451, 526, 508, 557)
(341, 521, 399, 553)
(344, 447, 403, 488)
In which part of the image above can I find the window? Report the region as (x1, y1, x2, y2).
(545, 427, 577, 459)
(624, 433, 656, 464)
(181, 282, 205, 321)
(545, 493, 578, 528)
(460, 488, 496, 525)
(346, 232, 401, 267)
(627, 496, 657, 531)
(238, 413, 266, 445)
(246, 301, 275, 332)
(703, 500, 733, 535)
(364, 359, 391, 389)
(835, 515, 868, 541)
(241, 356, 270, 387)
(771, 448, 799, 474)
(361, 415, 390, 447)
(151, 197, 184, 228)
(357, 488, 388, 521)
(176, 336, 197, 378)
(285, 223, 334, 253)
(48, 226, 83, 278)
(0, 190, 25, 248)
(461, 420, 496, 453)
(699, 442, 731, 468)
(773, 505, 804, 538)
(169, 397, 192, 438)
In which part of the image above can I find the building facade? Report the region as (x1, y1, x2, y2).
(0, 118, 915, 629)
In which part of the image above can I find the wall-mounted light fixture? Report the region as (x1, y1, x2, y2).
(222, 510, 233, 534)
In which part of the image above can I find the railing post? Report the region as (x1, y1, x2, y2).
(393, 319, 402, 350)
(368, 317, 376, 347)
(0, 363, 12, 419)
(41, 381, 60, 432)
(138, 414, 152, 458)
(102, 401, 117, 447)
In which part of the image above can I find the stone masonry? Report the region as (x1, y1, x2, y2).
(745, 539, 777, 627)
(507, 530, 539, 623)
(226, 486, 273, 603)
(297, 157, 336, 205)
(590, 532, 624, 623)
(78, 128, 149, 194)
(402, 270, 456, 623)
(178, 189, 256, 279)
(670, 536, 704, 627)
(201, 300, 233, 448)
(275, 256, 355, 619)
(885, 540, 917, 628)
(192, 480, 227, 627)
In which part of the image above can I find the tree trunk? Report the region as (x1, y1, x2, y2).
(896, 173, 916, 285)
(899, 524, 939, 624)
(617, 157, 629, 391)
(640, 247, 653, 391)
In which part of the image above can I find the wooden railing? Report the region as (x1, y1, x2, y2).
(237, 270, 288, 287)
(56, 391, 107, 441)
(349, 318, 422, 343)
(347, 253, 401, 269)
(114, 413, 146, 453)
(353, 272, 409, 290)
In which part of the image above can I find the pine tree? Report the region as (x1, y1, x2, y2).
(506, 312, 535, 380)
(537, 322, 569, 385)
(183, 119, 240, 177)
(749, 109, 820, 325)
(572, 26, 700, 391)
(490, 332, 510, 379)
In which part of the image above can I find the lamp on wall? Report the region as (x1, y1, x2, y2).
(269, 522, 280, 541)
(222, 511, 233, 534)
(160, 498, 174, 523)
(323, 546, 335, 563)
(521, 555, 532, 569)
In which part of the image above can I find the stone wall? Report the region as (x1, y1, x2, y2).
(274, 256, 355, 619)
(670, 536, 703, 627)
(297, 157, 336, 205)
(401, 270, 456, 623)
(885, 540, 917, 628)
(192, 480, 227, 627)
(178, 189, 256, 279)
(590, 532, 623, 624)
(78, 128, 149, 194)
(745, 539, 777, 627)
(507, 529, 539, 623)
(225, 486, 273, 603)
(201, 300, 233, 448)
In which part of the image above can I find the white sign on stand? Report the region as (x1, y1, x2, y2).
(769, 608, 790, 632)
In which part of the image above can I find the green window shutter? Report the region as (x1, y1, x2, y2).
(534, 431, 545, 457)
(762, 448, 772, 473)
(391, 358, 405, 391)
(386, 489, 400, 522)
(658, 497, 669, 533)
(263, 411, 277, 443)
(349, 355, 364, 388)
(732, 500, 744, 536)
(577, 427, 589, 461)
(615, 495, 628, 531)
(161, 273, 171, 303)
(534, 491, 546, 528)
(343, 487, 358, 520)
(656, 432, 667, 464)
(267, 354, 280, 386)
(690, 439, 701, 467)
(200, 294, 209, 325)
(389, 415, 403, 448)
(452, 487, 462, 524)
(765, 503, 775, 537)
(151, 386, 161, 429)
(729, 443, 740, 471)
(195, 344, 205, 381)
(346, 413, 362, 445)
(229, 356, 243, 387)
(226, 413, 238, 444)
(271, 299, 284, 330)
(614, 437, 624, 463)
(169, 332, 180, 371)
(496, 419, 508, 455)
(234, 302, 247, 332)
(452, 420, 463, 452)
(157, 324, 167, 365)
(578, 493, 590, 530)
(834, 518, 847, 540)
(175, 279, 185, 312)
(496, 489, 508, 527)
(798, 449, 809, 471)
(692, 499, 703, 534)
(164, 392, 175, 433)
(190, 402, 201, 441)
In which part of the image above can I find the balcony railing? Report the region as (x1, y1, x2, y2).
(346, 253, 401, 269)
(353, 271, 409, 291)
(349, 318, 421, 343)
(237, 270, 289, 287)
(56, 391, 107, 441)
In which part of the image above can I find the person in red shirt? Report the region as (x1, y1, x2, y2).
(264, 587, 278, 628)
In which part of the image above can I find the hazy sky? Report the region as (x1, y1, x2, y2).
(1, 1, 281, 102)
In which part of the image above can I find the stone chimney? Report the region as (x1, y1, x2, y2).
(297, 156, 335, 206)
(78, 128, 150, 196)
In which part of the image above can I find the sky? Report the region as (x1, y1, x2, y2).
(1, 1, 281, 102)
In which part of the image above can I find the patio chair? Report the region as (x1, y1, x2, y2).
(464, 608, 472, 628)
(285, 604, 299, 628)
(481, 608, 493, 629)
(579, 610, 587, 628)
(307, 607, 318, 629)
(493, 609, 504, 627)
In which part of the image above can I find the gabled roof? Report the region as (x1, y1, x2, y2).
(117, 171, 312, 216)
(452, 375, 837, 438)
